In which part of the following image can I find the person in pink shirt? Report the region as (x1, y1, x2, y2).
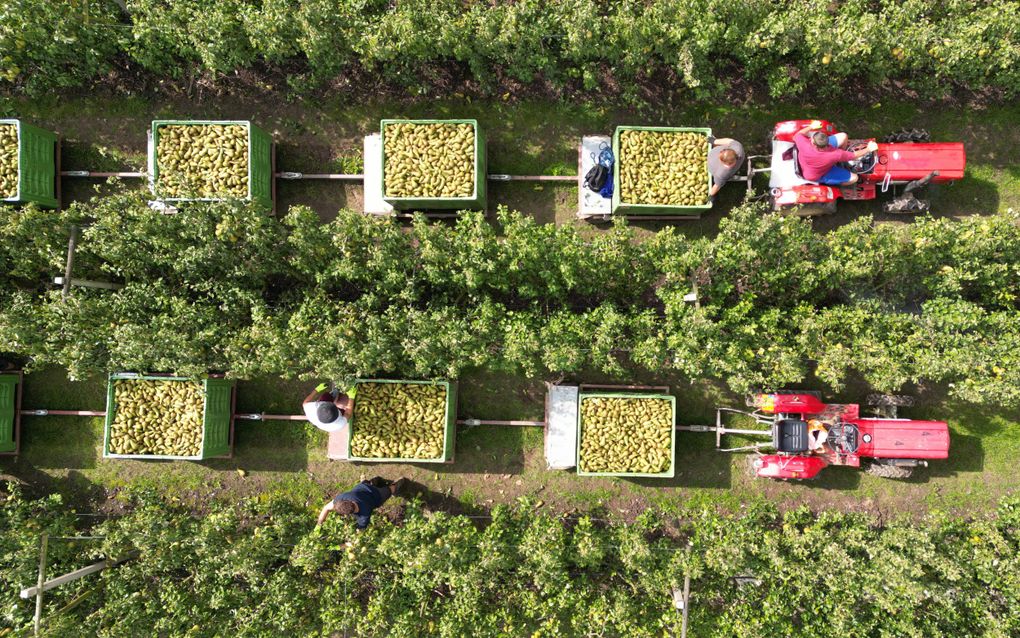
(793, 120, 878, 186)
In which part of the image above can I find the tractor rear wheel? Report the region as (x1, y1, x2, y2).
(866, 462, 914, 479)
(884, 128, 931, 143)
(788, 202, 837, 217)
(883, 197, 930, 214)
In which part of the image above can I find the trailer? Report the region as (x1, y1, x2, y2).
(0, 119, 60, 209)
(0, 371, 24, 455)
(545, 383, 676, 478)
(364, 119, 487, 215)
(577, 125, 757, 221)
(102, 373, 237, 461)
(147, 120, 276, 212)
(328, 378, 458, 464)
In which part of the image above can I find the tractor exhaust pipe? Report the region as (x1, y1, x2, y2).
(877, 459, 928, 467)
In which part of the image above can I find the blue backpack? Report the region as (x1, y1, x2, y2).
(584, 142, 614, 198)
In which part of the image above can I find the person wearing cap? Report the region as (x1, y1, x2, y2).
(794, 120, 878, 186)
(316, 477, 406, 529)
(302, 383, 354, 433)
(708, 137, 746, 197)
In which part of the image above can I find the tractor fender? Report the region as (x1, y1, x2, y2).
(753, 454, 828, 480)
(753, 393, 827, 415)
(772, 119, 837, 143)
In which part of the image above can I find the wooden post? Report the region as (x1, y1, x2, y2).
(61, 226, 80, 299)
(33, 533, 48, 636)
(680, 573, 690, 638)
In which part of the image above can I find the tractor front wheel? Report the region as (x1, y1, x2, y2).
(866, 394, 915, 408)
(884, 128, 931, 143)
(866, 462, 914, 479)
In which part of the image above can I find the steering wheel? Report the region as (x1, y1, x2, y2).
(843, 142, 877, 174)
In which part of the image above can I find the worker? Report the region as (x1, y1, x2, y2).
(302, 382, 354, 433)
(807, 419, 828, 452)
(794, 120, 877, 186)
(316, 477, 406, 529)
(708, 137, 746, 197)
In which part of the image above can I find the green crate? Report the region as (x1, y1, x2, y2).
(0, 374, 19, 454)
(576, 392, 676, 478)
(103, 374, 235, 460)
(149, 120, 273, 208)
(346, 379, 457, 463)
(0, 119, 58, 208)
(611, 125, 713, 216)
(380, 119, 486, 210)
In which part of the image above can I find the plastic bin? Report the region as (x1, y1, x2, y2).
(0, 119, 58, 208)
(576, 391, 676, 478)
(380, 119, 486, 210)
(611, 125, 712, 216)
(0, 373, 21, 454)
(103, 374, 235, 460)
(148, 120, 273, 207)
(346, 379, 457, 463)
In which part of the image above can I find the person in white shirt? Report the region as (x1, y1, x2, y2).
(302, 383, 354, 432)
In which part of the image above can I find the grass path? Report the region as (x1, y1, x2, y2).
(2, 94, 1019, 518)
(4, 365, 1017, 522)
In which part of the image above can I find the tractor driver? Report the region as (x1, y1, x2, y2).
(708, 137, 746, 197)
(807, 418, 829, 452)
(794, 120, 878, 186)
(302, 383, 355, 433)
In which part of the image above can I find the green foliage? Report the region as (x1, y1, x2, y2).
(0, 0, 123, 93)
(2, 197, 1020, 406)
(2, 1, 1019, 99)
(4, 487, 1020, 636)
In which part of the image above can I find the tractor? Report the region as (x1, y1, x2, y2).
(680, 392, 950, 480)
(765, 119, 966, 216)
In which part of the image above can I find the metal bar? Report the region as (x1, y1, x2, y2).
(233, 413, 308, 422)
(277, 172, 579, 182)
(60, 171, 145, 178)
(61, 226, 80, 299)
(276, 172, 363, 180)
(33, 534, 47, 636)
(719, 443, 773, 453)
(488, 174, 576, 182)
(675, 425, 771, 437)
(580, 383, 670, 393)
(21, 410, 106, 417)
(21, 551, 138, 599)
(53, 277, 124, 291)
(392, 212, 460, 219)
(457, 419, 545, 427)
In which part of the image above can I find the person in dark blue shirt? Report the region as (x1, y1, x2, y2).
(316, 477, 406, 529)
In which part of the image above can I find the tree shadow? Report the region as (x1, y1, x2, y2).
(0, 464, 107, 506)
(437, 424, 528, 475)
(487, 181, 565, 225)
(276, 180, 349, 222)
(205, 419, 312, 472)
(13, 415, 102, 470)
(804, 466, 863, 491)
(392, 479, 476, 516)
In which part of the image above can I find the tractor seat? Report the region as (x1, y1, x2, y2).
(773, 419, 809, 453)
(788, 147, 812, 182)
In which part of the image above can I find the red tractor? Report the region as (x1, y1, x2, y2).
(765, 119, 966, 216)
(681, 392, 950, 480)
